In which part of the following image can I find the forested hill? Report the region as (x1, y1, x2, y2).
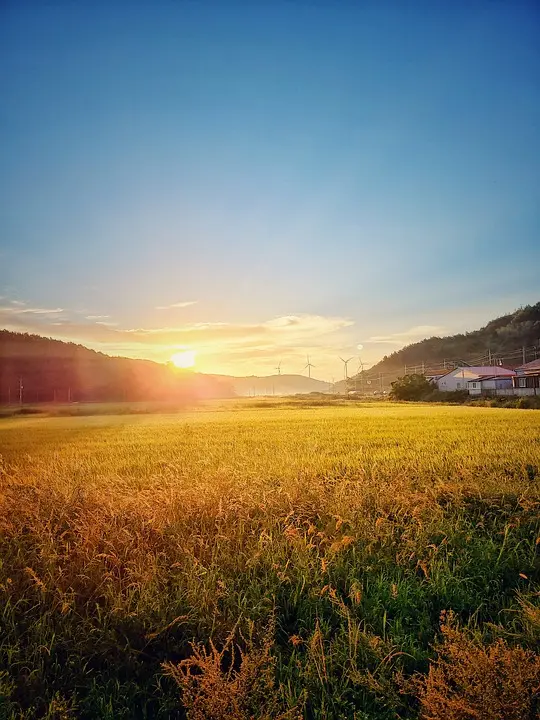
(0, 331, 234, 403)
(368, 302, 540, 376)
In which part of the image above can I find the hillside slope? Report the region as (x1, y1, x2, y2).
(347, 302, 540, 390)
(208, 373, 330, 396)
(0, 332, 329, 403)
(0, 331, 234, 403)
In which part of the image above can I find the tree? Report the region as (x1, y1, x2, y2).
(389, 374, 433, 401)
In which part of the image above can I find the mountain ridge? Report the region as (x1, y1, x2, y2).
(0, 330, 328, 401)
(345, 302, 540, 391)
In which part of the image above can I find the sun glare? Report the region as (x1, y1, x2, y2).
(171, 350, 196, 369)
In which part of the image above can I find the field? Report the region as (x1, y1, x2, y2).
(1, 401, 539, 719)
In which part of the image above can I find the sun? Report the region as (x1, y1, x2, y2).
(171, 350, 196, 369)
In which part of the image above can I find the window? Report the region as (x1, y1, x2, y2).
(472, 382, 477, 388)
(456, 382, 461, 389)
(518, 378, 526, 388)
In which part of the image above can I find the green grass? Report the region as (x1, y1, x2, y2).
(0, 402, 539, 718)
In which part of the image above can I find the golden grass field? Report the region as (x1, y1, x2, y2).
(1, 401, 539, 719)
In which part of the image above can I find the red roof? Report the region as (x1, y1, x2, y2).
(516, 358, 540, 372)
(459, 366, 516, 376)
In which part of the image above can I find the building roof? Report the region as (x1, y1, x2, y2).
(444, 366, 516, 378)
(466, 375, 514, 383)
(516, 358, 540, 373)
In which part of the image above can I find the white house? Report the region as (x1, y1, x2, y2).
(467, 375, 515, 395)
(437, 366, 516, 392)
(426, 371, 451, 384)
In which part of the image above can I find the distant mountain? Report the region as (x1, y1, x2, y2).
(0, 331, 234, 403)
(342, 302, 540, 392)
(0, 331, 330, 403)
(208, 373, 331, 396)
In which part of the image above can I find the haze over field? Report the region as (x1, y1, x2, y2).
(1, 1, 539, 378)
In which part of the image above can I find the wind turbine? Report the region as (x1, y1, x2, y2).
(339, 356, 354, 384)
(356, 344, 364, 393)
(304, 355, 315, 379)
(275, 360, 282, 375)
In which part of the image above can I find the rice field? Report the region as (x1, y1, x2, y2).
(1, 401, 539, 719)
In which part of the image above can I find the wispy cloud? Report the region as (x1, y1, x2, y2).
(155, 301, 197, 310)
(0, 291, 359, 376)
(0, 303, 354, 374)
(0, 304, 63, 316)
(366, 325, 447, 345)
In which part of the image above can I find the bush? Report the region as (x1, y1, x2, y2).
(467, 396, 540, 410)
(389, 374, 434, 401)
(516, 396, 540, 409)
(163, 620, 302, 720)
(423, 389, 469, 403)
(409, 612, 540, 720)
(390, 375, 468, 403)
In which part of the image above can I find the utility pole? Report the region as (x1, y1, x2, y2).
(19, 377, 23, 405)
(522, 346, 526, 365)
(488, 348, 492, 366)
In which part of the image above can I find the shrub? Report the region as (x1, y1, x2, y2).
(410, 612, 540, 720)
(163, 620, 302, 720)
(389, 374, 434, 401)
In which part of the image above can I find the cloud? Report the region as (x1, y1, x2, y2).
(1, 305, 353, 357)
(366, 325, 447, 345)
(0, 295, 356, 376)
(0, 304, 63, 316)
(155, 301, 197, 310)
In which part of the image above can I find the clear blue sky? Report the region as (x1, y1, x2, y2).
(1, 1, 539, 377)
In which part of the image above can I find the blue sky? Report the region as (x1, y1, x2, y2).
(1, 1, 539, 378)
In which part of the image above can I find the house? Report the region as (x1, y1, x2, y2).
(512, 358, 540, 395)
(467, 375, 515, 396)
(436, 366, 515, 392)
(426, 370, 451, 384)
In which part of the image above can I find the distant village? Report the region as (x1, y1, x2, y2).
(425, 358, 540, 397)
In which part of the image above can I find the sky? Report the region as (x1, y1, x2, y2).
(1, 1, 539, 379)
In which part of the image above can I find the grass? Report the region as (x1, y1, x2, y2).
(0, 401, 539, 718)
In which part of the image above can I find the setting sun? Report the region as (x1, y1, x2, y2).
(171, 350, 196, 369)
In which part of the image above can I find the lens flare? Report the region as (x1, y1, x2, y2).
(171, 350, 196, 369)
